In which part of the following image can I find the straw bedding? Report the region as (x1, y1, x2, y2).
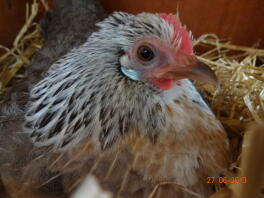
(0, 1, 263, 197)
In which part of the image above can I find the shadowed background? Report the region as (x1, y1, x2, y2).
(0, 0, 264, 49)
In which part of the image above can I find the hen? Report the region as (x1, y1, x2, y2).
(1, 8, 230, 198)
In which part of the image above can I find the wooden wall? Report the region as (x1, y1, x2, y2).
(100, 0, 264, 48)
(0, 0, 263, 50)
(0, 0, 30, 48)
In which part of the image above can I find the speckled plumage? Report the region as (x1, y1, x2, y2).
(26, 12, 212, 149)
(0, 0, 105, 197)
(23, 12, 230, 197)
(0, 7, 230, 198)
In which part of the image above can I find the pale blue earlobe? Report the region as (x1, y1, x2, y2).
(120, 66, 140, 81)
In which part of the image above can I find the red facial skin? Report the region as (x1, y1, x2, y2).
(126, 14, 216, 90)
(153, 14, 193, 90)
(127, 36, 194, 90)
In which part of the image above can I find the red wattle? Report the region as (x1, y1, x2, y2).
(151, 78, 174, 90)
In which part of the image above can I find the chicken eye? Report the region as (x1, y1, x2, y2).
(137, 45, 155, 62)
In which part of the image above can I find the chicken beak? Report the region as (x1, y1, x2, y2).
(156, 57, 218, 85)
(181, 60, 218, 85)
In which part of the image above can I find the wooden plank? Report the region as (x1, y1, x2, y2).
(0, 0, 263, 48)
(0, 0, 30, 49)
(99, 0, 264, 48)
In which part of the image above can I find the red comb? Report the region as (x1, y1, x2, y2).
(159, 13, 193, 55)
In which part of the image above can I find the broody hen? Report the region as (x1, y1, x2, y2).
(1, 9, 230, 198)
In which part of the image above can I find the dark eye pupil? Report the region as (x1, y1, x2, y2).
(141, 49, 152, 58)
(137, 45, 154, 61)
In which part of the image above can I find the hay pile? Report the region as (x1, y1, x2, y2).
(0, 1, 43, 92)
(194, 34, 264, 163)
(0, 1, 263, 197)
(194, 34, 264, 134)
(193, 35, 264, 198)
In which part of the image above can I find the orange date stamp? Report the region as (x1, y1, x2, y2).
(207, 176, 247, 184)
